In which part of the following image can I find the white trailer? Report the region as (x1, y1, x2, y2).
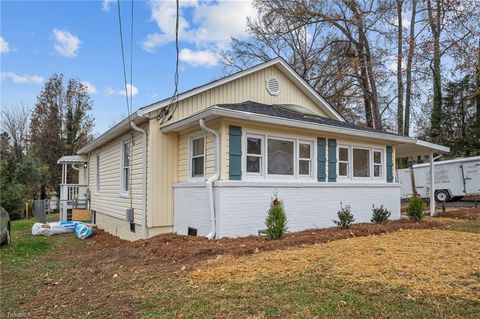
(397, 156, 480, 202)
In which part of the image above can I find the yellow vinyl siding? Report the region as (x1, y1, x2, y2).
(146, 120, 177, 228)
(152, 65, 328, 124)
(87, 123, 148, 227)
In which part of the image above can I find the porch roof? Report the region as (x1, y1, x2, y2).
(395, 140, 450, 157)
(160, 101, 449, 155)
(57, 155, 87, 164)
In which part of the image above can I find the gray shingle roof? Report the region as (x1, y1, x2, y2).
(216, 101, 400, 136)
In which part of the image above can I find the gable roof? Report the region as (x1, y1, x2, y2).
(138, 57, 345, 122)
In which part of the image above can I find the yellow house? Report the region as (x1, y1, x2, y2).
(59, 58, 449, 240)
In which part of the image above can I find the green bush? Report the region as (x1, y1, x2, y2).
(406, 196, 426, 222)
(371, 205, 391, 223)
(265, 194, 287, 240)
(333, 203, 355, 229)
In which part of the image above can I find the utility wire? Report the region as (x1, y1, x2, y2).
(117, 0, 135, 208)
(116, 0, 131, 118)
(157, 0, 180, 125)
(128, 0, 134, 210)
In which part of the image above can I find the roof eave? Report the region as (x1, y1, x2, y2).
(161, 106, 415, 144)
(77, 112, 147, 154)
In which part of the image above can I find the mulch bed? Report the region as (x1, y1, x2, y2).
(434, 207, 480, 220)
(82, 219, 443, 270)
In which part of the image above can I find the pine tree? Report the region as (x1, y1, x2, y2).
(265, 194, 288, 240)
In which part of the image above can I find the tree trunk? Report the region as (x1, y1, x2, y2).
(459, 84, 469, 156)
(404, 0, 417, 136)
(476, 40, 480, 146)
(396, 0, 404, 135)
(427, 0, 443, 141)
(358, 22, 382, 129)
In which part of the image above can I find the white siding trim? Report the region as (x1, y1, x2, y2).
(119, 139, 130, 196)
(187, 131, 206, 181)
(241, 128, 317, 182)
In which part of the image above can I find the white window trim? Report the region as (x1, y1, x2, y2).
(188, 132, 206, 181)
(94, 152, 100, 193)
(244, 134, 264, 177)
(120, 139, 130, 197)
(298, 140, 313, 178)
(336, 141, 387, 182)
(266, 136, 296, 179)
(373, 148, 384, 179)
(337, 145, 350, 179)
(241, 130, 316, 181)
(352, 146, 372, 180)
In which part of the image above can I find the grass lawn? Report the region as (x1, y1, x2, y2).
(1, 214, 479, 318)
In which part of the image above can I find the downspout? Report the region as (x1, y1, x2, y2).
(130, 121, 147, 239)
(199, 119, 220, 240)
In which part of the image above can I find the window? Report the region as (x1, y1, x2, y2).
(374, 150, 383, 178)
(243, 133, 315, 179)
(268, 138, 294, 175)
(246, 136, 263, 174)
(121, 141, 130, 194)
(191, 136, 205, 178)
(95, 153, 100, 192)
(338, 147, 349, 177)
(298, 142, 312, 176)
(353, 148, 370, 178)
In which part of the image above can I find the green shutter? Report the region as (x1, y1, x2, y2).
(386, 146, 393, 183)
(229, 126, 242, 180)
(328, 139, 337, 182)
(317, 137, 326, 182)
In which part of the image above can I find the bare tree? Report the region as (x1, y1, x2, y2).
(396, 0, 405, 134)
(0, 104, 31, 161)
(223, 0, 395, 129)
(404, 0, 418, 136)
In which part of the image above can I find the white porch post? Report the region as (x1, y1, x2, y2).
(61, 163, 67, 221)
(429, 151, 435, 216)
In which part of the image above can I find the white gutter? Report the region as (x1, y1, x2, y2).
(130, 121, 147, 239)
(199, 118, 220, 240)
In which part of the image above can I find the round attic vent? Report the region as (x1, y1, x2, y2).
(266, 76, 280, 96)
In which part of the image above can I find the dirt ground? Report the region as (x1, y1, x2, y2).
(190, 229, 480, 301)
(2, 208, 480, 318)
(85, 218, 444, 270)
(434, 207, 480, 220)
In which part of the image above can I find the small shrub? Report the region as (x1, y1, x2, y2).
(371, 205, 391, 223)
(265, 193, 288, 240)
(333, 203, 355, 229)
(406, 195, 426, 222)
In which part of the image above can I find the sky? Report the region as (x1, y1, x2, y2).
(0, 0, 255, 135)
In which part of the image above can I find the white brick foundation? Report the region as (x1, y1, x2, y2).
(173, 181, 401, 238)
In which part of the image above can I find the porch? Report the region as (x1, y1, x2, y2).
(57, 155, 89, 221)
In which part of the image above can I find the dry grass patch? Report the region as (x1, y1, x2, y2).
(190, 229, 480, 301)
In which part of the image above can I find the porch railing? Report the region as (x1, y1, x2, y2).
(59, 184, 88, 221)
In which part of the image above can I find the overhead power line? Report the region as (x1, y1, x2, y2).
(116, 0, 135, 208)
(157, 0, 180, 125)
